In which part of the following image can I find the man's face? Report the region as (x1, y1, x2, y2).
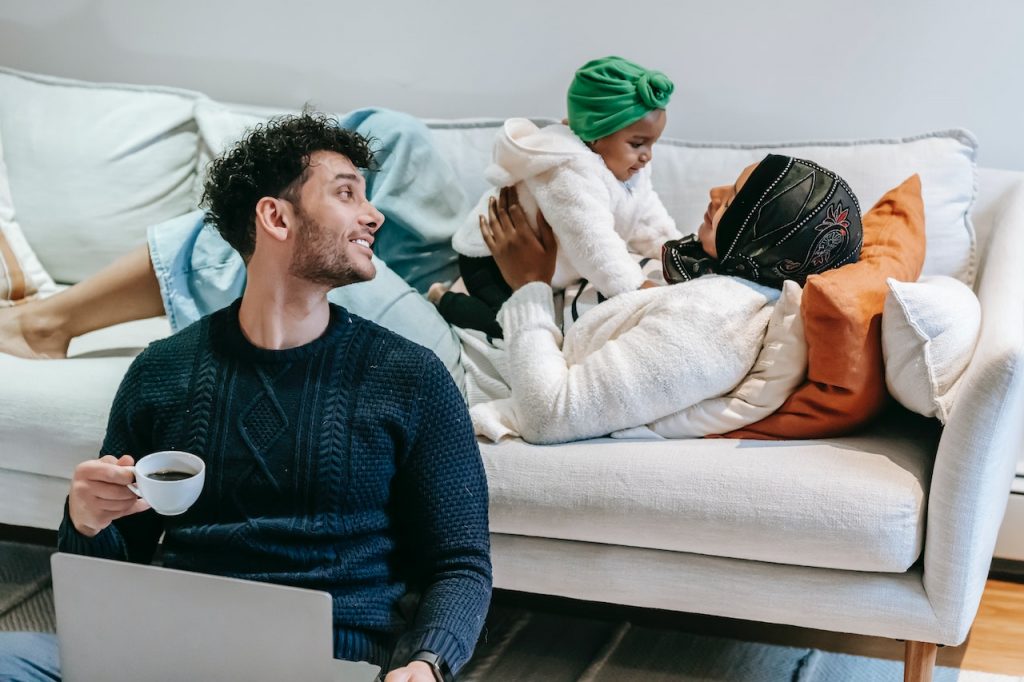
(698, 162, 759, 258)
(589, 108, 667, 182)
(288, 151, 385, 287)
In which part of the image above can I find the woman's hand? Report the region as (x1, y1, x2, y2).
(480, 186, 557, 290)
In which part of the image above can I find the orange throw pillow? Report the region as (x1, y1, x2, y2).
(723, 174, 926, 439)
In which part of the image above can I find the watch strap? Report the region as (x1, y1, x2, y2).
(409, 649, 453, 682)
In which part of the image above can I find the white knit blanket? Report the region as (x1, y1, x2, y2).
(470, 275, 778, 444)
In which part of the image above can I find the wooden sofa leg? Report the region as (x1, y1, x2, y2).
(904, 641, 938, 682)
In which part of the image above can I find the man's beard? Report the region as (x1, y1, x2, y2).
(288, 210, 374, 288)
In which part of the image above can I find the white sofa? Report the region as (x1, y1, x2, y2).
(1, 67, 1022, 681)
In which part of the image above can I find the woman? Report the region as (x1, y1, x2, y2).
(471, 153, 862, 443)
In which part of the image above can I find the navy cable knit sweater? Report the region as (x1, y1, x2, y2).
(58, 299, 492, 672)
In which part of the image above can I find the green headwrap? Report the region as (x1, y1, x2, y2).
(567, 56, 674, 142)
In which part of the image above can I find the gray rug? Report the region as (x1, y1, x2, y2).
(0, 541, 1017, 681)
(0, 541, 55, 633)
(457, 606, 1018, 681)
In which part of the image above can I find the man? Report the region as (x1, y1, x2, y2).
(0, 113, 491, 682)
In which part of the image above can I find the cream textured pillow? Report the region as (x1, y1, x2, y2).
(0, 130, 56, 305)
(882, 275, 980, 422)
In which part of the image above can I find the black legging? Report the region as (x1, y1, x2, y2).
(437, 254, 512, 339)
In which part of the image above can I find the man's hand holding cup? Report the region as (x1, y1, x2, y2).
(69, 451, 206, 537)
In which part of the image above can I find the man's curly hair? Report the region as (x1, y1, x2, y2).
(201, 112, 377, 259)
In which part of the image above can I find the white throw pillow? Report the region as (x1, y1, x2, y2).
(882, 276, 980, 423)
(0, 129, 56, 304)
(0, 67, 202, 283)
(639, 280, 806, 437)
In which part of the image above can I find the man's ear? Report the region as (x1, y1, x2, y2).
(254, 197, 291, 244)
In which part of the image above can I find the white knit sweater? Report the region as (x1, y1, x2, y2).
(468, 275, 778, 444)
(451, 119, 681, 296)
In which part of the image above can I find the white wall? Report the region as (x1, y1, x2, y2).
(1, 0, 1020, 169)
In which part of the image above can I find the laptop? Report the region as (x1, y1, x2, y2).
(52, 553, 381, 682)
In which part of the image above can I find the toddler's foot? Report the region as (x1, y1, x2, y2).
(427, 281, 450, 305)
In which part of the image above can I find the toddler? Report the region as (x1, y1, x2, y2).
(430, 56, 681, 337)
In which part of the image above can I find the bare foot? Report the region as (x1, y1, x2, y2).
(0, 304, 72, 359)
(427, 281, 450, 305)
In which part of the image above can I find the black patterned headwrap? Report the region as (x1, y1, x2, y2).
(662, 154, 863, 288)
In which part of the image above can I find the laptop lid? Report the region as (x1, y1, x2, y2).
(52, 553, 380, 682)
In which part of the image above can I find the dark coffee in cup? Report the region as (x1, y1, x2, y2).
(147, 469, 196, 482)
(130, 451, 205, 516)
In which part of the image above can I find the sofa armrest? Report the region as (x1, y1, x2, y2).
(923, 178, 1024, 644)
(972, 168, 1024, 276)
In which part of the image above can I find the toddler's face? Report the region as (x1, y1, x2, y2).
(589, 109, 667, 182)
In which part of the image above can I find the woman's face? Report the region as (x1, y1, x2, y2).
(698, 162, 759, 258)
(589, 109, 667, 182)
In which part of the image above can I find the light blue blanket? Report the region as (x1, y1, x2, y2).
(344, 108, 471, 291)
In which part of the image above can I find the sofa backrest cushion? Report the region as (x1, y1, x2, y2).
(0, 68, 202, 283)
(194, 99, 293, 176)
(426, 120, 977, 286)
(0, 64, 977, 292)
(425, 118, 560, 206)
(651, 131, 976, 285)
(725, 175, 927, 439)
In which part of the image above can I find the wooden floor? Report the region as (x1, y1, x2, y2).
(957, 579, 1024, 674)
(724, 578, 1024, 676)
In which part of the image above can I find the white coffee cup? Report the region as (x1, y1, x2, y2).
(127, 451, 206, 516)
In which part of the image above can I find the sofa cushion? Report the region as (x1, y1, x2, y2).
(0, 128, 56, 303)
(0, 315, 171, 480)
(882, 275, 981, 423)
(481, 409, 936, 573)
(0, 68, 202, 283)
(726, 175, 927, 439)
